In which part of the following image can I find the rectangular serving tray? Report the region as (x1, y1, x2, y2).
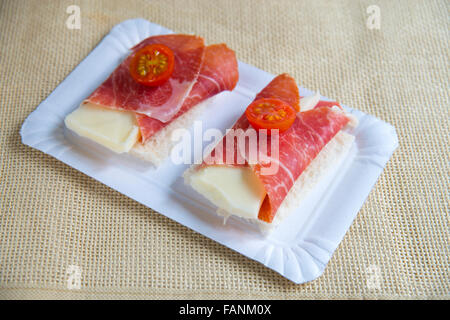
(20, 19, 398, 284)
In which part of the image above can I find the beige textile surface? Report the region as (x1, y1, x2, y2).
(0, 0, 448, 299)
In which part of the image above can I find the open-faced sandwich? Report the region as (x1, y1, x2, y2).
(65, 34, 239, 166)
(184, 74, 358, 232)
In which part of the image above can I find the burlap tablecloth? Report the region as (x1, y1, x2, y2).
(0, 0, 448, 299)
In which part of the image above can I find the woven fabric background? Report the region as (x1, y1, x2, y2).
(0, 0, 448, 299)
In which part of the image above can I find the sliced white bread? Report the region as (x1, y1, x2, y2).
(130, 98, 210, 166)
(184, 109, 357, 232)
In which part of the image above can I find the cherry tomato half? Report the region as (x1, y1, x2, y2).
(129, 44, 175, 87)
(245, 98, 296, 134)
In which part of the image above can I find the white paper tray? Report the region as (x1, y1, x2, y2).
(20, 19, 398, 284)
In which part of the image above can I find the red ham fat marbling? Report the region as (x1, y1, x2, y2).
(201, 74, 351, 223)
(136, 43, 239, 142)
(85, 34, 205, 123)
(254, 107, 349, 222)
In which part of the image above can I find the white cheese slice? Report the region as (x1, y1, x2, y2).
(300, 91, 320, 111)
(64, 102, 140, 153)
(188, 166, 267, 220)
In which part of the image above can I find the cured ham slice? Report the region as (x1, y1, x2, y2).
(201, 74, 350, 223)
(254, 107, 349, 222)
(85, 34, 205, 123)
(314, 100, 341, 109)
(255, 73, 338, 112)
(255, 73, 300, 111)
(136, 43, 239, 142)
